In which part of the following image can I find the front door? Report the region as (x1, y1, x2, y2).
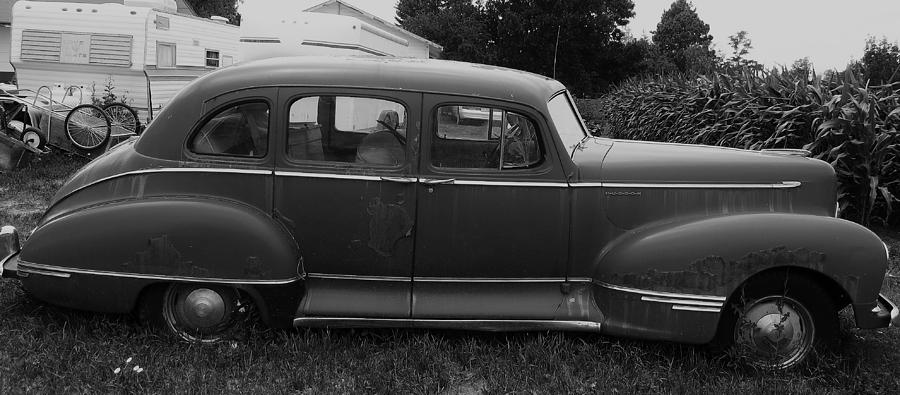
(273, 88, 420, 318)
(412, 95, 571, 319)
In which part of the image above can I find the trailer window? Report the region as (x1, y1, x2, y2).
(206, 50, 220, 68)
(157, 42, 175, 67)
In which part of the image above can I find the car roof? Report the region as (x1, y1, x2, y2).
(136, 56, 569, 159)
(198, 56, 565, 103)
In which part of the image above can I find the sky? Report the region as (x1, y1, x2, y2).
(239, 0, 900, 71)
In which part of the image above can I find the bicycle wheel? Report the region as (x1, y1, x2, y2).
(103, 102, 141, 136)
(65, 104, 111, 150)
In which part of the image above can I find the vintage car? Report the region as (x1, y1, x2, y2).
(1, 57, 897, 369)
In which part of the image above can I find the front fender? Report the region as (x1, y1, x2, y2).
(595, 213, 886, 302)
(18, 197, 300, 313)
(590, 213, 887, 343)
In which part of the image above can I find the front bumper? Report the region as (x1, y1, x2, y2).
(1, 225, 21, 278)
(862, 293, 900, 328)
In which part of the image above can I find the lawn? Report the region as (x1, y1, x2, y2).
(0, 153, 898, 393)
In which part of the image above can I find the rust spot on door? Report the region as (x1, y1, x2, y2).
(366, 197, 413, 257)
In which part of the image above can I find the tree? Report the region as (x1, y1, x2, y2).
(651, 0, 715, 73)
(483, 0, 636, 95)
(861, 36, 900, 85)
(185, 0, 241, 25)
(396, 0, 490, 63)
(398, 0, 638, 95)
(726, 30, 762, 72)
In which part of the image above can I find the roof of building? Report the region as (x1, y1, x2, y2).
(303, 0, 443, 56)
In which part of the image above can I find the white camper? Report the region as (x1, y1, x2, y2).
(240, 0, 442, 62)
(10, 0, 239, 121)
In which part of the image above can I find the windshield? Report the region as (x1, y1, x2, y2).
(547, 92, 587, 155)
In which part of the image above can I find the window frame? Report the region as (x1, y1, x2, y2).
(282, 92, 411, 169)
(185, 98, 271, 160)
(205, 49, 221, 68)
(429, 102, 546, 172)
(156, 41, 176, 68)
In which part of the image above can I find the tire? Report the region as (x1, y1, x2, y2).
(716, 271, 838, 370)
(103, 103, 141, 136)
(64, 104, 111, 150)
(141, 283, 248, 343)
(20, 126, 46, 150)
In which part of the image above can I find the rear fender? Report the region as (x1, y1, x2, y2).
(18, 197, 301, 314)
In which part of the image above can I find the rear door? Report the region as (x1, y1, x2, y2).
(273, 88, 421, 318)
(412, 94, 571, 319)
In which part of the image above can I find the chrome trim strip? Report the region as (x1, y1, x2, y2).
(414, 276, 567, 283)
(571, 181, 802, 189)
(59, 167, 273, 204)
(594, 280, 727, 302)
(452, 180, 569, 188)
(18, 261, 301, 285)
(18, 267, 70, 278)
(293, 317, 602, 331)
(570, 183, 604, 188)
(304, 274, 569, 283)
(672, 305, 721, 313)
(306, 273, 410, 282)
(641, 296, 723, 307)
(274, 171, 382, 182)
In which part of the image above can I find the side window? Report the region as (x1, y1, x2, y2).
(433, 105, 541, 169)
(286, 96, 407, 166)
(189, 101, 269, 157)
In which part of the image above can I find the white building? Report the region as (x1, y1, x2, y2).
(240, 0, 442, 62)
(9, 0, 238, 120)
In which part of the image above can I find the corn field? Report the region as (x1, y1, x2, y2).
(580, 70, 900, 227)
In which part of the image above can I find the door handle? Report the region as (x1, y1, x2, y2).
(420, 178, 455, 185)
(380, 176, 419, 184)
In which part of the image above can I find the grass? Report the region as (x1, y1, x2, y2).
(1, 152, 899, 393)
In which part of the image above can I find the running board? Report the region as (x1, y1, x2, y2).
(292, 317, 602, 332)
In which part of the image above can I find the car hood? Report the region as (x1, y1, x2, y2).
(573, 138, 835, 185)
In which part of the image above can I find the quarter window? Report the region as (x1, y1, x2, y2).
(432, 105, 541, 169)
(189, 101, 269, 157)
(286, 96, 407, 166)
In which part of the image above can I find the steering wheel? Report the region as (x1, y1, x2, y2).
(485, 124, 524, 168)
(377, 120, 407, 145)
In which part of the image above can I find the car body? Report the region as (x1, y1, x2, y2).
(1, 57, 897, 368)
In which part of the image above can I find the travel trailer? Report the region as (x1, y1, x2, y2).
(10, 0, 239, 122)
(240, 0, 442, 62)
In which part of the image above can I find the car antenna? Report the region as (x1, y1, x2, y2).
(553, 25, 561, 79)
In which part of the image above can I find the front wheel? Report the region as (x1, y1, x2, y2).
(718, 272, 838, 370)
(158, 284, 246, 342)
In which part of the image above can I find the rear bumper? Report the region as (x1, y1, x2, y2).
(1, 225, 21, 278)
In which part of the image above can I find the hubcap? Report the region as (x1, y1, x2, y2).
(163, 285, 236, 342)
(180, 288, 227, 329)
(736, 295, 814, 368)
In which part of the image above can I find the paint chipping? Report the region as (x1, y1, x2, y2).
(122, 235, 209, 277)
(603, 247, 826, 295)
(366, 197, 413, 257)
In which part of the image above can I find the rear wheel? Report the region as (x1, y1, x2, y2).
(147, 283, 247, 342)
(103, 103, 141, 136)
(718, 272, 838, 370)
